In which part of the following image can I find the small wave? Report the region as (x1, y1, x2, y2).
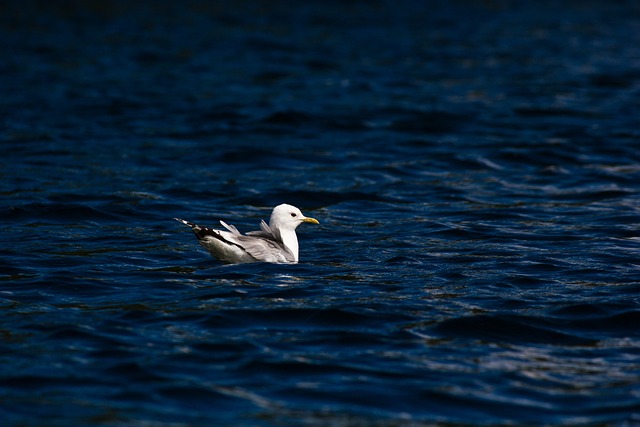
(432, 314, 598, 346)
(3, 203, 121, 223)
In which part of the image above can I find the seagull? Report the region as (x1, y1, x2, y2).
(175, 204, 319, 264)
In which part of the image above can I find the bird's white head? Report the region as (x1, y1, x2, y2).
(269, 203, 319, 231)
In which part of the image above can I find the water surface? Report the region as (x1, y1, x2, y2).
(1, 1, 640, 425)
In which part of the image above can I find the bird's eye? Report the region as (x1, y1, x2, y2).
(291, 213, 297, 217)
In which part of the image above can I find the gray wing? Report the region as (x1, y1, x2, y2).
(232, 234, 295, 263)
(246, 220, 276, 239)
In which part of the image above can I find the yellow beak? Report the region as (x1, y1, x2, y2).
(302, 217, 319, 225)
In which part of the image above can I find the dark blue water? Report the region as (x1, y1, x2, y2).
(2, 1, 640, 425)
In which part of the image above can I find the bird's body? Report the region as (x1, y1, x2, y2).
(175, 204, 319, 264)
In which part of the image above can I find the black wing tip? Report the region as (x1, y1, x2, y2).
(175, 218, 248, 251)
(174, 218, 193, 227)
(175, 218, 206, 238)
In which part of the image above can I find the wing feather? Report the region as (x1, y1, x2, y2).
(220, 220, 241, 235)
(227, 234, 295, 263)
(246, 220, 276, 239)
